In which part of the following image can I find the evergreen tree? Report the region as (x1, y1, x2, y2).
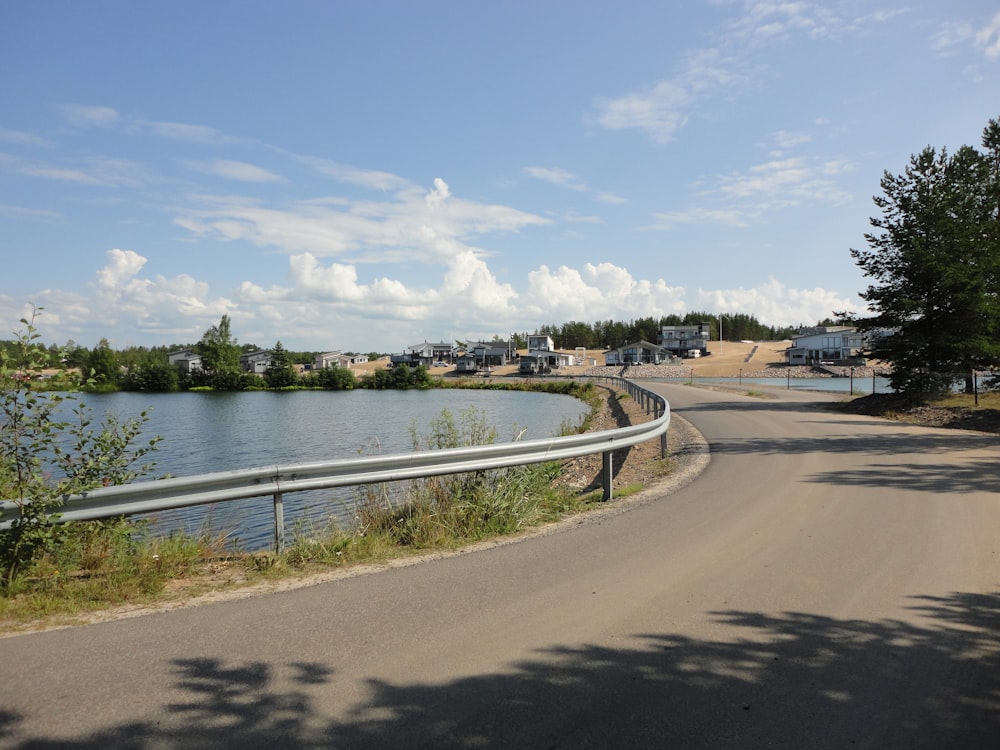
(264, 341, 297, 388)
(848, 117, 1000, 396)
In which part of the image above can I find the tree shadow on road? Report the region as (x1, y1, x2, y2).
(8, 590, 1000, 749)
(806, 457, 1000, 494)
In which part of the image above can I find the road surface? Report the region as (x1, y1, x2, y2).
(2, 383, 999, 748)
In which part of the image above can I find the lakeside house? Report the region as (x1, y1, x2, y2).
(604, 340, 669, 366)
(391, 341, 456, 368)
(786, 326, 864, 366)
(657, 323, 710, 358)
(519, 334, 573, 374)
(453, 340, 513, 373)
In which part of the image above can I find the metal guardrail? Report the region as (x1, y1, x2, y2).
(1, 377, 669, 552)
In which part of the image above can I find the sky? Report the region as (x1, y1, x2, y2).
(1, 1, 999, 354)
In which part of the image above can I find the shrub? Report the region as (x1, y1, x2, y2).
(0, 309, 160, 587)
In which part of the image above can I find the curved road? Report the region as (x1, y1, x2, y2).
(2, 383, 1000, 748)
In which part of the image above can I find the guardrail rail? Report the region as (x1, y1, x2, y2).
(1, 377, 669, 552)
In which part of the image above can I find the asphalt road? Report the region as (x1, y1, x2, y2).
(2, 383, 1000, 749)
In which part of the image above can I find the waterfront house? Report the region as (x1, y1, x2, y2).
(658, 323, 710, 358)
(527, 334, 555, 353)
(604, 340, 666, 366)
(406, 341, 456, 366)
(786, 326, 864, 366)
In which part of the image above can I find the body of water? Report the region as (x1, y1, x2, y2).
(79, 389, 591, 550)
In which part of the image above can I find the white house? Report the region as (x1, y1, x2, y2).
(527, 334, 555, 353)
(658, 323, 710, 358)
(786, 326, 864, 365)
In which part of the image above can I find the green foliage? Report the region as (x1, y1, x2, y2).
(359, 364, 432, 389)
(264, 341, 298, 389)
(197, 313, 241, 377)
(848, 117, 1000, 397)
(351, 407, 567, 549)
(0, 309, 160, 587)
(85, 338, 119, 386)
(310, 365, 356, 390)
(121, 362, 179, 392)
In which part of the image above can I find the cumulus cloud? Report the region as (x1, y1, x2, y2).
(697, 277, 860, 326)
(5, 243, 864, 352)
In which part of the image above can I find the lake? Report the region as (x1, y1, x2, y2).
(79, 389, 591, 550)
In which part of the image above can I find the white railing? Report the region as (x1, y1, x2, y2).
(1, 377, 669, 551)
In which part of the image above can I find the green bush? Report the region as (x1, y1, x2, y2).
(0, 309, 160, 587)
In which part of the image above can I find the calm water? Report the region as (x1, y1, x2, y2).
(80, 389, 590, 549)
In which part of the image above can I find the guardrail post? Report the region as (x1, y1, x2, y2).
(273, 492, 285, 553)
(602, 451, 613, 501)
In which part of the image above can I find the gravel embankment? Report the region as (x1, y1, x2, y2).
(583, 364, 891, 379)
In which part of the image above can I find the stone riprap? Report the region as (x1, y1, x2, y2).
(583, 364, 890, 380)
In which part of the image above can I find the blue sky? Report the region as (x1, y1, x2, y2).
(2, 1, 998, 353)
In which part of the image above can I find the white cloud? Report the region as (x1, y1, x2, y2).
(711, 156, 853, 206)
(4, 243, 865, 352)
(646, 207, 757, 229)
(696, 277, 860, 326)
(977, 11, 1000, 60)
(293, 155, 412, 191)
(594, 79, 693, 144)
(932, 10, 1000, 60)
(58, 103, 120, 127)
(0, 129, 54, 148)
(135, 120, 233, 144)
(181, 158, 285, 183)
(96, 249, 147, 291)
(174, 178, 550, 264)
(0, 204, 62, 221)
(596, 192, 627, 205)
(771, 130, 812, 151)
(19, 155, 147, 188)
(593, 47, 745, 143)
(523, 166, 588, 191)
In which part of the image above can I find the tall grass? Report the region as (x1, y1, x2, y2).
(283, 406, 587, 567)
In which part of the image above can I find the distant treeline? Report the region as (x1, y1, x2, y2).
(532, 312, 812, 351)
